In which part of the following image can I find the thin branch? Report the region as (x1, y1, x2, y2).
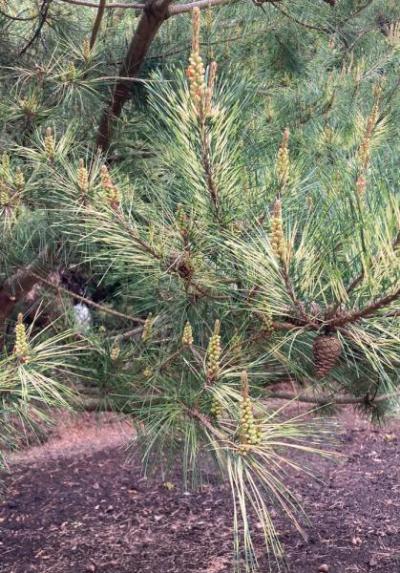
(19, 0, 52, 56)
(329, 285, 400, 327)
(270, 1, 331, 35)
(185, 405, 228, 441)
(58, 0, 273, 13)
(110, 325, 144, 339)
(31, 272, 145, 324)
(0, 8, 39, 21)
(96, 0, 173, 150)
(58, 0, 145, 8)
(265, 389, 400, 405)
(169, 0, 241, 16)
(345, 229, 400, 299)
(339, 0, 375, 26)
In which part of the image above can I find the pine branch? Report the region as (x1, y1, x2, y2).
(89, 0, 107, 49)
(31, 272, 145, 324)
(19, 0, 52, 56)
(270, 1, 332, 35)
(58, 0, 280, 13)
(0, 8, 39, 21)
(344, 229, 400, 298)
(265, 389, 400, 405)
(185, 405, 228, 441)
(328, 286, 400, 328)
(58, 0, 145, 8)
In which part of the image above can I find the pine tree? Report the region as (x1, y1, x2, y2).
(1, 1, 400, 569)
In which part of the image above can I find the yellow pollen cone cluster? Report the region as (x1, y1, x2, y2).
(206, 319, 221, 381)
(182, 321, 194, 346)
(276, 128, 290, 188)
(142, 313, 154, 342)
(186, 8, 217, 118)
(2, 152, 10, 172)
(262, 306, 274, 333)
(100, 165, 120, 210)
(270, 199, 286, 260)
(176, 204, 189, 236)
(14, 168, 25, 192)
(210, 397, 222, 418)
(44, 127, 55, 160)
(110, 343, 120, 361)
(238, 371, 261, 453)
(13, 313, 30, 362)
(82, 37, 91, 62)
(77, 159, 89, 193)
(0, 179, 9, 206)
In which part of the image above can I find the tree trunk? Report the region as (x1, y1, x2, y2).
(96, 0, 172, 152)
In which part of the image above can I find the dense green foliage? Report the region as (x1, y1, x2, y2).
(1, 0, 400, 569)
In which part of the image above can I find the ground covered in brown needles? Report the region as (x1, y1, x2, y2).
(1, 411, 400, 573)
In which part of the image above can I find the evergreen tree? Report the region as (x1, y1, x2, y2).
(1, 0, 400, 569)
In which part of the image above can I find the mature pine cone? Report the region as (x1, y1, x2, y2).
(313, 334, 342, 378)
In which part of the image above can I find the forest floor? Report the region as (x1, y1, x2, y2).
(1, 409, 400, 573)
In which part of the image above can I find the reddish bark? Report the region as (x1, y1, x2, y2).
(96, 0, 173, 151)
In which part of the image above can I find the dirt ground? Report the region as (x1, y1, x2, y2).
(1, 411, 400, 573)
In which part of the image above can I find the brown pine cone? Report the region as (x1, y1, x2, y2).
(313, 334, 342, 378)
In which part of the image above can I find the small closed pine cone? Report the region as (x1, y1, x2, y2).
(313, 334, 342, 378)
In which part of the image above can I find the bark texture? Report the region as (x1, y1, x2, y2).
(96, 0, 173, 151)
